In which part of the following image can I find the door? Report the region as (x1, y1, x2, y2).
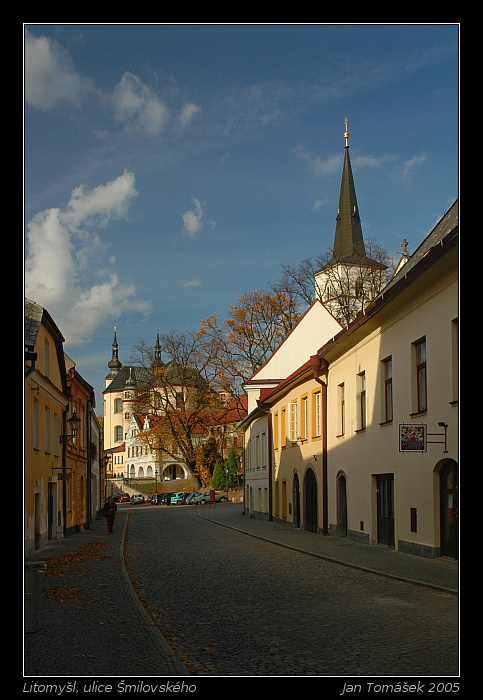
(304, 467, 318, 533)
(34, 493, 41, 549)
(48, 482, 55, 540)
(377, 474, 395, 547)
(293, 473, 300, 528)
(440, 460, 458, 558)
(337, 474, 348, 537)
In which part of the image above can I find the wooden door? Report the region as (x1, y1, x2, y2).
(377, 474, 395, 547)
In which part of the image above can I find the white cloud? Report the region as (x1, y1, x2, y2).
(182, 199, 205, 237)
(112, 72, 170, 136)
(24, 30, 94, 111)
(180, 279, 201, 289)
(293, 145, 342, 177)
(178, 103, 201, 129)
(295, 144, 401, 178)
(25, 171, 151, 344)
(401, 154, 426, 179)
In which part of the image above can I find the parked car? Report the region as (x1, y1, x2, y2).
(150, 493, 165, 505)
(118, 493, 130, 502)
(170, 492, 190, 505)
(130, 494, 144, 504)
(185, 492, 201, 504)
(160, 493, 174, 505)
(192, 491, 228, 505)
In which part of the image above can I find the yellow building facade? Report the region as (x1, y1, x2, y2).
(25, 299, 70, 555)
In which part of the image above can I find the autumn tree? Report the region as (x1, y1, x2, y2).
(201, 437, 222, 479)
(129, 331, 226, 491)
(198, 288, 302, 393)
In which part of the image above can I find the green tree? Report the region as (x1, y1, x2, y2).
(210, 458, 226, 490)
(224, 447, 240, 487)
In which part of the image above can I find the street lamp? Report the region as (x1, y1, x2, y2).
(60, 410, 81, 443)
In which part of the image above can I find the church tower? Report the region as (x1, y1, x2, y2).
(315, 120, 387, 325)
(106, 327, 122, 387)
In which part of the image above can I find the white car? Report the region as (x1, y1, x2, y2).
(130, 494, 144, 504)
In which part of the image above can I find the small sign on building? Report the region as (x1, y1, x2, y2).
(399, 424, 427, 453)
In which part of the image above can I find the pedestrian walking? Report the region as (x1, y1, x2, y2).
(103, 496, 117, 534)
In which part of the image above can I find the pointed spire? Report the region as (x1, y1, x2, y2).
(332, 118, 366, 262)
(107, 326, 122, 376)
(151, 331, 165, 372)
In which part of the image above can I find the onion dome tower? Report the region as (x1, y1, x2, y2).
(106, 327, 122, 383)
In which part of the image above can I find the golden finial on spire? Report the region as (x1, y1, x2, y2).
(344, 118, 350, 147)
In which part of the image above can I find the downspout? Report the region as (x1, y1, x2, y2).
(310, 356, 329, 535)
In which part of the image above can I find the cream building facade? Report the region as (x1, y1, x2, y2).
(256, 200, 458, 558)
(239, 124, 458, 559)
(240, 300, 342, 519)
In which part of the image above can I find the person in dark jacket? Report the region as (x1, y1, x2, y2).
(103, 496, 117, 534)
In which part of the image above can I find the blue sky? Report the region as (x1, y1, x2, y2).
(24, 24, 459, 406)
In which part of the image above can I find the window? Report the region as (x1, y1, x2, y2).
(414, 338, 427, 413)
(33, 398, 39, 450)
(337, 384, 345, 436)
(451, 319, 458, 404)
(54, 413, 59, 456)
(313, 392, 321, 437)
(301, 396, 308, 440)
(358, 372, 366, 430)
(355, 277, 364, 298)
(382, 357, 393, 423)
(273, 413, 279, 450)
(44, 338, 50, 378)
(115, 425, 123, 442)
(245, 440, 251, 472)
(115, 399, 123, 413)
(44, 406, 51, 453)
(288, 402, 297, 442)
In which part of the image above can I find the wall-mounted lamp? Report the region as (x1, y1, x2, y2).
(427, 422, 448, 453)
(60, 410, 81, 443)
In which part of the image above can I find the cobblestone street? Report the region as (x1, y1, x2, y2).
(126, 503, 459, 677)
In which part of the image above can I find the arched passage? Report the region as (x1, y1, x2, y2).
(337, 472, 348, 538)
(304, 467, 318, 533)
